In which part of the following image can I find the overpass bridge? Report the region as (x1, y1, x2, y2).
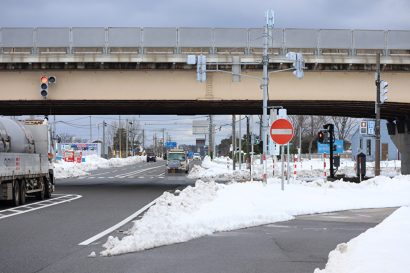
(1, 27, 410, 173)
(0, 27, 409, 118)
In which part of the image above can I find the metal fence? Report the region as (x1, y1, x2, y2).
(0, 27, 409, 55)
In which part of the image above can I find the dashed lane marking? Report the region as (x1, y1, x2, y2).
(115, 165, 165, 178)
(0, 194, 82, 220)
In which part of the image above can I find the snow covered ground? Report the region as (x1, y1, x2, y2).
(55, 155, 409, 272)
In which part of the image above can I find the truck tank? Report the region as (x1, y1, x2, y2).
(0, 117, 35, 153)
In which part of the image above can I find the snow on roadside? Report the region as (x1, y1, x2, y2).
(188, 156, 401, 182)
(314, 206, 410, 273)
(100, 175, 410, 256)
(53, 155, 146, 179)
(188, 156, 249, 181)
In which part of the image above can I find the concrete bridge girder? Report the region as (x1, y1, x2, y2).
(1, 70, 409, 101)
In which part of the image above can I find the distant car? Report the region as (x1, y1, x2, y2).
(193, 153, 201, 161)
(146, 152, 156, 162)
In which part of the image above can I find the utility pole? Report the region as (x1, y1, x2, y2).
(102, 121, 106, 158)
(162, 128, 165, 158)
(209, 115, 213, 159)
(261, 11, 274, 183)
(299, 127, 302, 161)
(119, 115, 121, 158)
(375, 53, 381, 176)
(250, 115, 254, 181)
(246, 116, 250, 168)
(239, 115, 242, 170)
(89, 116, 92, 143)
(126, 119, 129, 157)
(232, 115, 236, 170)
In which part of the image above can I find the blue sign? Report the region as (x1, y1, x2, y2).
(367, 121, 375, 135)
(165, 141, 177, 149)
(318, 140, 344, 154)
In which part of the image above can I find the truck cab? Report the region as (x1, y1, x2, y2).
(166, 149, 189, 173)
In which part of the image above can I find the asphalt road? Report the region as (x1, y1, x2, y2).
(0, 160, 398, 273)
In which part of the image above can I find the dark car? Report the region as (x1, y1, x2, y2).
(146, 152, 156, 162)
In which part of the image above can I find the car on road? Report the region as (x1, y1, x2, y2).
(146, 151, 156, 162)
(193, 153, 201, 161)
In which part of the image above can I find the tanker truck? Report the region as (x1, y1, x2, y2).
(0, 117, 55, 206)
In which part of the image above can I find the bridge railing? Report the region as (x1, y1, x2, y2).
(0, 27, 409, 57)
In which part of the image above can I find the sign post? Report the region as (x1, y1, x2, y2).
(270, 119, 294, 190)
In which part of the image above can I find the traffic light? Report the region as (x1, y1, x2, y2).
(380, 80, 388, 104)
(40, 75, 56, 98)
(254, 136, 260, 145)
(40, 76, 48, 98)
(318, 131, 325, 143)
(286, 52, 304, 79)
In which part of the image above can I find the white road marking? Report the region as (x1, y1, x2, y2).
(0, 194, 82, 220)
(116, 165, 164, 179)
(78, 196, 160, 246)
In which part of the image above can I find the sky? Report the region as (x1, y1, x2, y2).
(2, 0, 410, 146)
(1, 0, 409, 29)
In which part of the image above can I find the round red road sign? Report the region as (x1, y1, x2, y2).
(270, 119, 294, 145)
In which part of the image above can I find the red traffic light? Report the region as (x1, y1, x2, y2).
(40, 76, 48, 84)
(318, 131, 325, 143)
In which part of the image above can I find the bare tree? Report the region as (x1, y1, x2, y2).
(330, 116, 357, 141)
(58, 132, 83, 143)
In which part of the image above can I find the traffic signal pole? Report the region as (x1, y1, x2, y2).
(375, 53, 381, 176)
(329, 124, 334, 179)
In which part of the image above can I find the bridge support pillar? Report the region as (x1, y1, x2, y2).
(388, 119, 410, 175)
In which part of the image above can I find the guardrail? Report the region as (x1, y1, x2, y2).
(0, 27, 409, 56)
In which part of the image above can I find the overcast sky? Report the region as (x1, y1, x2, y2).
(1, 0, 409, 29)
(3, 0, 409, 147)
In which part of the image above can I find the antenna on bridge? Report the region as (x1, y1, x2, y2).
(266, 9, 274, 27)
(265, 9, 274, 47)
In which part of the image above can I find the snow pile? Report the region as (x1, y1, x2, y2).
(188, 156, 249, 181)
(101, 175, 410, 256)
(189, 156, 401, 181)
(53, 155, 146, 178)
(314, 206, 410, 273)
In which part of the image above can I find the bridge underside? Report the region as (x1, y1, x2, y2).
(1, 100, 408, 119)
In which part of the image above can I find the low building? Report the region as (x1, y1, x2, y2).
(350, 119, 400, 161)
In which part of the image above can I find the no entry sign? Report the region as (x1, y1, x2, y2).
(270, 118, 294, 145)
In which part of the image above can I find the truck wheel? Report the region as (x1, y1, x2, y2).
(44, 177, 52, 199)
(36, 179, 45, 200)
(12, 181, 20, 206)
(19, 180, 26, 205)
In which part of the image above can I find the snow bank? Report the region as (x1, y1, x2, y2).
(314, 206, 410, 273)
(188, 156, 401, 182)
(188, 156, 249, 181)
(53, 155, 146, 179)
(101, 175, 410, 256)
